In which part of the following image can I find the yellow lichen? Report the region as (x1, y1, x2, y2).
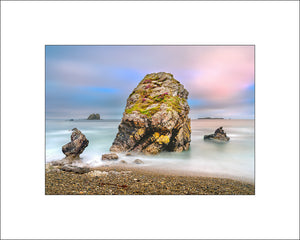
(137, 128, 145, 136)
(157, 135, 170, 144)
(135, 128, 145, 140)
(153, 132, 160, 139)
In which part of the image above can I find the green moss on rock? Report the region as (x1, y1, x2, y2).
(125, 75, 186, 117)
(110, 72, 191, 154)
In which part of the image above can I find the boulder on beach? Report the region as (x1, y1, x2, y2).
(60, 165, 91, 174)
(204, 127, 230, 142)
(110, 72, 191, 154)
(62, 128, 89, 160)
(102, 153, 119, 161)
(87, 113, 100, 120)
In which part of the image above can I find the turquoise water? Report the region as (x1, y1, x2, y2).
(46, 119, 254, 181)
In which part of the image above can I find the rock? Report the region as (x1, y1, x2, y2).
(204, 127, 230, 142)
(102, 153, 119, 161)
(87, 113, 100, 120)
(51, 158, 82, 166)
(60, 165, 91, 174)
(69, 119, 74, 121)
(133, 159, 144, 164)
(125, 152, 132, 156)
(119, 160, 128, 164)
(62, 128, 89, 160)
(51, 159, 68, 166)
(110, 72, 191, 154)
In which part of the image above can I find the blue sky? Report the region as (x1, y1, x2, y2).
(46, 45, 254, 119)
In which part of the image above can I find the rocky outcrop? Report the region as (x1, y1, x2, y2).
(62, 128, 89, 160)
(110, 72, 191, 154)
(102, 153, 119, 161)
(204, 127, 230, 142)
(87, 113, 100, 120)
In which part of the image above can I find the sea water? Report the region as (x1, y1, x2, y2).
(46, 119, 254, 182)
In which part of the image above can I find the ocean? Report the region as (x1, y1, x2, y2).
(46, 119, 254, 182)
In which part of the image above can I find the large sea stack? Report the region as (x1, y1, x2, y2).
(110, 72, 191, 154)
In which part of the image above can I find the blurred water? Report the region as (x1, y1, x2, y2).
(46, 119, 254, 181)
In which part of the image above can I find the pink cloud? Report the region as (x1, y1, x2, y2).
(188, 46, 254, 101)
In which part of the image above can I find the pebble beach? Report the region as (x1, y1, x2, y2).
(45, 164, 255, 195)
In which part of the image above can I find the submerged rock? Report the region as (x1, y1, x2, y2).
(102, 153, 119, 161)
(110, 72, 191, 154)
(87, 113, 100, 120)
(62, 128, 89, 160)
(133, 159, 144, 164)
(204, 127, 230, 142)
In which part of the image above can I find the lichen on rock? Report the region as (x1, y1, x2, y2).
(110, 72, 191, 154)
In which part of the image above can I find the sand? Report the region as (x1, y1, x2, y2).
(45, 163, 255, 195)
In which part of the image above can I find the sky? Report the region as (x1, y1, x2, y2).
(46, 45, 254, 119)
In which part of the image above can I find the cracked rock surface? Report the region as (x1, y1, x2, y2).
(110, 72, 191, 154)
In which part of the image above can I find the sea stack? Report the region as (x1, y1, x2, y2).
(62, 128, 89, 160)
(87, 113, 100, 120)
(110, 72, 191, 154)
(204, 127, 230, 142)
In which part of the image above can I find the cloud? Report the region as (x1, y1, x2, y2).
(45, 46, 254, 119)
(46, 59, 143, 88)
(184, 46, 254, 100)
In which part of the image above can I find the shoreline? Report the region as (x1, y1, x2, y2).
(95, 164, 254, 184)
(45, 162, 255, 195)
(46, 159, 254, 184)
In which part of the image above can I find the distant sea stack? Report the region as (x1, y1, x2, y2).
(87, 113, 100, 120)
(204, 127, 230, 142)
(110, 72, 191, 154)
